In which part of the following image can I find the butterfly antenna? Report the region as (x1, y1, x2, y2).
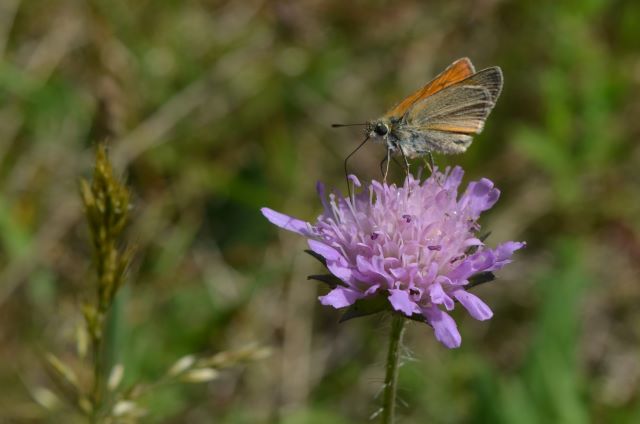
(344, 136, 370, 198)
(332, 123, 367, 128)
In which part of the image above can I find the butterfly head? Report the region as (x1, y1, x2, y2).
(367, 120, 391, 141)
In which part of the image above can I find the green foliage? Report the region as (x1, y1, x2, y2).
(1, 0, 639, 422)
(493, 240, 590, 424)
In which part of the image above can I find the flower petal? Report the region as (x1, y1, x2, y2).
(390, 267, 409, 281)
(319, 287, 363, 308)
(316, 182, 331, 214)
(492, 241, 526, 264)
(464, 237, 484, 247)
(364, 284, 381, 296)
(422, 306, 461, 348)
(460, 179, 500, 216)
(443, 166, 464, 191)
(388, 289, 419, 316)
(447, 260, 474, 281)
(423, 262, 439, 285)
(355, 255, 392, 286)
(326, 260, 354, 285)
(429, 281, 454, 311)
(452, 289, 493, 320)
(471, 250, 496, 271)
(448, 250, 496, 281)
(261, 208, 311, 235)
(308, 239, 342, 262)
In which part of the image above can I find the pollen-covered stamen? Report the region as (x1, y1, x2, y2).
(343, 194, 364, 233)
(328, 193, 341, 223)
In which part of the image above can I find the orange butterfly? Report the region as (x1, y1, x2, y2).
(337, 58, 503, 177)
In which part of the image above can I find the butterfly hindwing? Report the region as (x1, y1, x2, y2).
(419, 130, 473, 154)
(406, 84, 494, 134)
(395, 127, 474, 157)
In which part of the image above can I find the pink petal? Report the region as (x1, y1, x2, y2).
(494, 241, 526, 262)
(423, 307, 461, 348)
(319, 287, 363, 308)
(459, 179, 500, 215)
(429, 282, 454, 311)
(388, 289, 419, 316)
(464, 238, 484, 247)
(308, 239, 342, 262)
(261, 208, 311, 235)
(326, 260, 354, 285)
(452, 289, 493, 321)
(443, 166, 464, 191)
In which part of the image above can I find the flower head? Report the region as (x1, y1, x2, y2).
(262, 167, 524, 348)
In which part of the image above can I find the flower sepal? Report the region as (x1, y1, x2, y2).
(466, 271, 496, 289)
(307, 274, 346, 288)
(304, 249, 327, 267)
(338, 294, 390, 323)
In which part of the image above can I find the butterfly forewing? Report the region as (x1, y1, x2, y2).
(458, 67, 503, 102)
(384, 58, 476, 119)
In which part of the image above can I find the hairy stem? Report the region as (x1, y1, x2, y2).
(381, 314, 405, 424)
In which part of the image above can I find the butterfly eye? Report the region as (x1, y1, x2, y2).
(374, 123, 388, 136)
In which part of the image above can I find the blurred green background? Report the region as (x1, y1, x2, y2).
(1, 0, 640, 422)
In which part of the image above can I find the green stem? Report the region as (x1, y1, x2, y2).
(90, 333, 104, 424)
(105, 286, 126, 378)
(381, 314, 406, 424)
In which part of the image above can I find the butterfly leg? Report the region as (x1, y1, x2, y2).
(422, 152, 435, 175)
(379, 154, 387, 179)
(398, 145, 411, 177)
(380, 149, 406, 181)
(382, 149, 391, 182)
(422, 152, 444, 186)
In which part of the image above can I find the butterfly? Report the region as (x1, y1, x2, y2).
(336, 57, 503, 178)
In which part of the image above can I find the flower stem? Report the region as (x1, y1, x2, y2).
(381, 314, 406, 424)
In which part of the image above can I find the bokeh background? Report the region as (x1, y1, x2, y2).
(1, 0, 640, 422)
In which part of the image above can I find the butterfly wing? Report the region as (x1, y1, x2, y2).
(407, 69, 501, 134)
(457, 66, 503, 103)
(397, 67, 503, 155)
(384, 58, 476, 119)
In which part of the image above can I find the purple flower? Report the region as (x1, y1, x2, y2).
(261, 167, 524, 348)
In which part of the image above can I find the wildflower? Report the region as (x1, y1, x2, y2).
(262, 167, 524, 348)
